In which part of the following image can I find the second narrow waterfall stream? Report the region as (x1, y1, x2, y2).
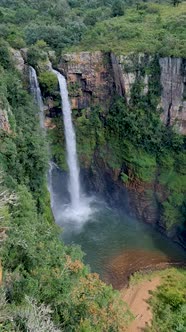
(29, 66, 45, 130)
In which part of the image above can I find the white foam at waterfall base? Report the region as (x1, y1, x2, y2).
(48, 163, 99, 226)
(62, 195, 96, 223)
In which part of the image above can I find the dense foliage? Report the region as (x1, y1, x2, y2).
(0, 0, 186, 330)
(0, 0, 185, 56)
(149, 269, 186, 332)
(73, 2, 186, 57)
(0, 46, 132, 331)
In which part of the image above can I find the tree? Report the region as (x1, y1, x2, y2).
(171, 0, 182, 6)
(112, 0, 125, 17)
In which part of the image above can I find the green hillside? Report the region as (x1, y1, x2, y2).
(0, 0, 186, 331)
(71, 2, 186, 57)
(0, 0, 185, 56)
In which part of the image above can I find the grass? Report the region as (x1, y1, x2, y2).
(65, 2, 186, 57)
(129, 268, 185, 286)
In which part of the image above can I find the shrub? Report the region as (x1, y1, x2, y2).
(0, 40, 13, 69)
(27, 45, 47, 67)
(112, 0, 125, 17)
(38, 72, 58, 96)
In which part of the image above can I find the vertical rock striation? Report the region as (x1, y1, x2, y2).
(58, 52, 186, 136)
(114, 53, 151, 103)
(159, 57, 186, 134)
(110, 53, 125, 97)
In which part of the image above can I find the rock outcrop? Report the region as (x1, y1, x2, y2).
(110, 53, 125, 97)
(159, 57, 186, 134)
(113, 54, 186, 135)
(58, 51, 114, 110)
(83, 152, 160, 225)
(10, 48, 25, 73)
(127, 181, 160, 225)
(59, 51, 186, 134)
(0, 102, 11, 133)
(114, 53, 151, 102)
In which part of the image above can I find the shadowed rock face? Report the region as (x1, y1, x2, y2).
(159, 57, 186, 135)
(113, 53, 151, 102)
(83, 155, 161, 226)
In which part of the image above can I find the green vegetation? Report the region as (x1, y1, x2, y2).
(39, 71, 58, 96)
(0, 35, 132, 332)
(0, 0, 186, 330)
(48, 118, 68, 170)
(150, 269, 186, 332)
(0, 0, 185, 57)
(128, 268, 186, 332)
(112, 0, 125, 17)
(71, 2, 186, 57)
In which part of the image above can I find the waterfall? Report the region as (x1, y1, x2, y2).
(29, 66, 45, 129)
(52, 70, 81, 210)
(29, 66, 55, 207)
(29, 65, 93, 222)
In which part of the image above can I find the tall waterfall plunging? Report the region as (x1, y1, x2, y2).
(53, 70, 81, 209)
(29, 65, 93, 223)
(29, 66, 45, 129)
(52, 69, 93, 222)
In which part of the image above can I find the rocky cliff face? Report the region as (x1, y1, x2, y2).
(127, 181, 160, 225)
(113, 53, 150, 102)
(59, 51, 186, 135)
(10, 48, 25, 74)
(56, 50, 186, 230)
(85, 155, 160, 225)
(0, 102, 11, 133)
(58, 51, 114, 110)
(159, 57, 186, 134)
(113, 54, 186, 135)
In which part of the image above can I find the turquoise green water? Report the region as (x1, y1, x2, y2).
(51, 167, 186, 288)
